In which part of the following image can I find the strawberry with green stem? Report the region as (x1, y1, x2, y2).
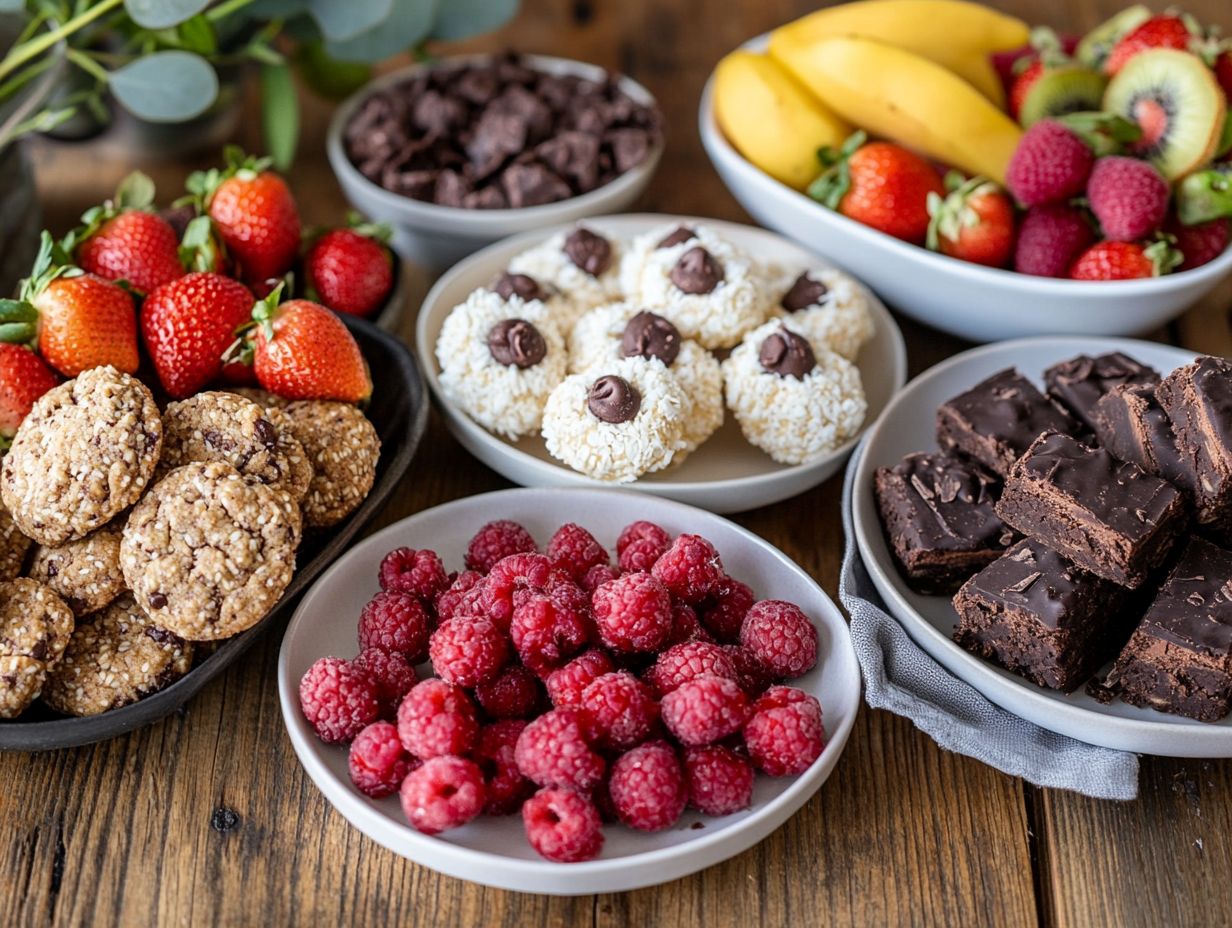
(1068, 238, 1182, 280)
(926, 173, 1016, 268)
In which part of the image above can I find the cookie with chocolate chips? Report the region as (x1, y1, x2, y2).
(0, 496, 31, 582)
(277, 402, 381, 530)
(27, 521, 126, 617)
(0, 578, 74, 718)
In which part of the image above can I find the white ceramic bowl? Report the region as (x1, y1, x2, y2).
(850, 336, 1232, 757)
(416, 214, 907, 513)
(328, 55, 663, 272)
(699, 36, 1232, 343)
(278, 488, 861, 895)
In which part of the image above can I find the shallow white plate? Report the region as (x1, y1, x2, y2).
(279, 488, 860, 894)
(850, 336, 1232, 757)
(416, 214, 906, 514)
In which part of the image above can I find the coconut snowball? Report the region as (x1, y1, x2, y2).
(506, 226, 625, 326)
(474, 271, 582, 337)
(766, 266, 875, 361)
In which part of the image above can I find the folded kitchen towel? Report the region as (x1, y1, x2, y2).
(838, 441, 1139, 801)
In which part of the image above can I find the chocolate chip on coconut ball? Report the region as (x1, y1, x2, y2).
(767, 267, 875, 361)
(507, 226, 624, 330)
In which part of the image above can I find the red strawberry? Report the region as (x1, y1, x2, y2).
(926, 176, 1016, 268)
(250, 293, 372, 402)
(0, 344, 59, 446)
(141, 272, 255, 399)
(1008, 60, 1045, 122)
(1165, 215, 1231, 270)
(1104, 14, 1195, 75)
(1068, 240, 1180, 280)
(305, 223, 394, 318)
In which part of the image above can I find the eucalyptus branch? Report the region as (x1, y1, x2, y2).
(206, 0, 260, 22)
(0, 56, 54, 101)
(65, 46, 109, 84)
(0, 0, 125, 83)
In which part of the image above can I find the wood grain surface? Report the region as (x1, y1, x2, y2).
(2, 1, 1230, 926)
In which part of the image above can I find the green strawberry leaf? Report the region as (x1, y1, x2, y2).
(0, 299, 39, 346)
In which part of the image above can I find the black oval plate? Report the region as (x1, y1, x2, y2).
(0, 315, 427, 751)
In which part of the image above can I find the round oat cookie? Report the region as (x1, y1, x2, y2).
(120, 462, 299, 641)
(0, 656, 45, 719)
(42, 593, 194, 717)
(0, 578, 75, 717)
(27, 522, 125, 617)
(225, 387, 287, 410)
(1, 367, 162, 547)
(0, 496, 32, 582)
(278, 402, 380, 530)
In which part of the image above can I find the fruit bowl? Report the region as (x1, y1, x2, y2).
(699, 35, 1232, 344)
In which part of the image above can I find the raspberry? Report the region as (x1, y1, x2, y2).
(435, 570, 486, 624)
(581, 563, 620, 593)
(616, 520, 670, 573)
(466, 520, 537, 573)
(475, 720, 533, 815)
(428, 617, 509, 687)
(661, 674, 749, 746)
(379, 547, 448, 604)
(665, 601, 706, 646)
(475, 663, 541, 719)
(699, 578, 754, 643)
(592, 572, 672, 653)
(684, 744, 754, 816)
(1014, 203, 1096, 277)
(644, 641, 738, 697)
(357, 591, 431, 662)
(399, 755, 486, 835)
(1006, 120, 1094, 207)
(352, 647, 417, 718)
(744, 687, 825, 776)
(545, 650, 615, 708)
(1087, 156, 1169, 242)
(608, 740, 687, 832)
(509, 590, 589, 676)
(514, 708, 605, 791)
(722, 645, 773, 697)
(299, 656, 380, 743)
(1167, 216, 1230, 271)
(349, 721, 415, 798)
(546, 523, 609, 582)
(740, 600, 818, 679)
(651, 534, 724, 604)
(396, 678, 479, 759)
(523, 788, 604, 862)
(482, 553, 553, 630)
(581, 671, 660, 751)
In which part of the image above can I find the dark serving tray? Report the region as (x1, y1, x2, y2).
(0, 315, 427, 751)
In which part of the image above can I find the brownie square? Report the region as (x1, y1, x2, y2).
(874, 451, 1014, 594)
(1092, 383, 1190, 487)
(1044, 352, 1160, 432)
(1106, 537, 1232, 722)
(996, 432, 1188, 588)
(935, 368, 1076, 477)
(1157, 356, 1232, 537)
(953, 539, 1137, 691)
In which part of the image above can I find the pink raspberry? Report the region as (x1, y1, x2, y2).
(592, 572, 672, 653)
(616, 520, 671, 573)
(357, 591, 431, 662)
(428, 617, 509, 687)
(299, 656, 380, 744)
(661, 674, 749, 746)
(546, 522, 609, 582)
(1014, 203, 1096, 277)
(399, 755, 486, 835)
(582, 671, 660, 751)
(740, 600, 818, 679)
(744, 687, 826, 776)
(514, 708, 605, 791)
(1167, 216, 1231, 271)
(509, 591, 589, 676)
(396, 678, 479, 759)
(665, 601, 706, 646)
(608, 740, 687, 832)
(466, 520, 538, 573)
(644, 641, 738, 697)
(482, 553, 554, 630)
(684, 744, 754, 816)
(545, 650, 615, 708)
(698, 578, 754, 642)
(348, 721, 415, 798)
(435, 569, 487, 624)
(1087, 156, 1169, 242)
(522, 788, 604, 862)
(581, 563, 620, 593)
(722, 645, 774, 697)
(651, 534, 724, 604)
(475, 663, 541, 719)
(752, 685, 815, 713)
(352, 647, 417, 718)
(475, 719, 533, 815)
(1006, 120, 1094, 207)
(379, 547, 448, 604)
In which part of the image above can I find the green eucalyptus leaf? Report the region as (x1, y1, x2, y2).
(431, 0, 519, 40)
(293, 42, 372, 100)
(0, 0, 25, 12)
(176, 14, 217, 55)
(325, 0, 436, 62)
(241, 0, 309, 17)
(110, 51, 218, 123)
(124, 0, 211, 30)
(305, 0, 392, 42)
(261, 62, 299, 171)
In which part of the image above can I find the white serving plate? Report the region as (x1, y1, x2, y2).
(278, 488, 860, 895)
(850, 336, 1232, 757)
(416, 214, 906, 514)
(699, 35, 1232, 344)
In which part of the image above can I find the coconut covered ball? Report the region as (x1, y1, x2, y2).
(476, 269, 582, 336)
(767, 267, 875, 361)
(722, 320, 867, 465)
(436, 289, 566, 439)
(507, 226, 624, 327)
(541, 356, 688, 483)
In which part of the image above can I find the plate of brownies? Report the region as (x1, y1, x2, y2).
(852, 336, 1232, 757)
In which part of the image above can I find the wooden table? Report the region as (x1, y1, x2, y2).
(4, 1, 1232, 925)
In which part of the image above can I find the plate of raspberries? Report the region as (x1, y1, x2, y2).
(278, 487, 859, 894)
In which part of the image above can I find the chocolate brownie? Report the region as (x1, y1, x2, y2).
(1104, 537, 1232, 721)
(996, 432, 1188, 588)
(1156, 356, 1232, 537)
(935, 368, 1075, 476)
(1044, 352, 1159, 432)
(874, 451, 1014, 594)
(953, 539, 1137, 691)
(1092, 383, 1189, 487)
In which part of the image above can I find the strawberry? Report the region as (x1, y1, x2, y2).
(0, 344, 59, 447)
(249, 292, 372, 402)
(141, 272, 254, 399)
(305, 220, 394, 318)
(1104, 14, 1196, 75)
(1008, 59, 1046, 122)
(1068, 239, 1181, 280)
(926, 175, 1017, 267)
(1217, 49, 1232, 99)
(809, 131, 945, 244)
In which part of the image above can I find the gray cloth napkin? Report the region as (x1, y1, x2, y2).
(838, 441, 1140, 801)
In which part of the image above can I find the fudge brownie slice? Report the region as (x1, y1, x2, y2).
(874, 451, 1014, 594)
(953, 539, 1137, 692)
(1105, 537, 1232, 722)
(1156, 356, 1232, 538)
(996, 432, 1188, 588)
(1092, 383, 1190, 487)
(1044, 352, 1160, 432)
(936, 368, 1076, 477)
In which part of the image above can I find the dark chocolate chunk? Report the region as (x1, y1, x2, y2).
(254, 418, 277, 449)
(149, 592, 168, 610)
(606, 127, 652, 173)
(1157, 356, 1232, 536)
(758, 328, 815, 380)
(501, 163, 571, 208)
(466, 108, 529, 177)
(1043, 352, 1159, 431)
(588, 375, 640, 423)
(492, 272, 546, 303)
(535, 130, 600, 191)
(1092, 383, 1188, 487)
(780, 273, 829, 312)
(670, 247, 724, 295)
(434, 169, 471, 208)
(563, 228, 612, 276)
(487, 319, 547, 369)
(412, 89, 466, 135)
(488, 84, 553, 143)
(621, 311, 681, 366)
(656, 226, 695, 249)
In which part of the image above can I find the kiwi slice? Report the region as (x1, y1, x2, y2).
(1103, 49, 1227, 180)
(1019, 66, 1108, 128)
(1075, 5, 1151, 70)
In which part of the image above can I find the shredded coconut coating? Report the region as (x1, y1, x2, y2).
(507, 230, 625, 319)
(766, 265, 875, 360)
(437, 289, 566, 439)
(722, 320, 867, 465)
(476, 280, 583, 336)
(28, 521, 125, 617)
(542, 356, 688, 483)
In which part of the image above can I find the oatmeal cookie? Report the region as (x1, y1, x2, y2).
(0, 578, 74, 717)
(27, 522, 125, 617)
(225, 387, 288, 409)
(0, 496, 32, 582)
(278, 402, 381, 529)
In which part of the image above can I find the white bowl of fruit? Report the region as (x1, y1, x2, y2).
(700, 1, 1232, 342)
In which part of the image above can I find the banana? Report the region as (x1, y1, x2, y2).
(774, 36, 1022, 185)
(712, 51, 852, 191)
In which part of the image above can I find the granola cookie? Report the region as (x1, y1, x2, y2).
(277, 402, 380, 529)
(1, 367, 162, 546)
(0, 497, 32, 581)
(225, 387, 288, 409)
(0, 578, 75, 718)
(27, 522, 126, 617)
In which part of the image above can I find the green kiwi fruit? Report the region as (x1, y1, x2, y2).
(1103, 49, 1227, 180)
(1075, 5, 1152, 70)
(1019, 66, 1108, 128)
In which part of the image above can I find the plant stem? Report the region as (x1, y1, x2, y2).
(0, 56, 54, 102)
(0, 0, 124, 84)
(66, 47, 108, 84)
(206, 0, 259, 23)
